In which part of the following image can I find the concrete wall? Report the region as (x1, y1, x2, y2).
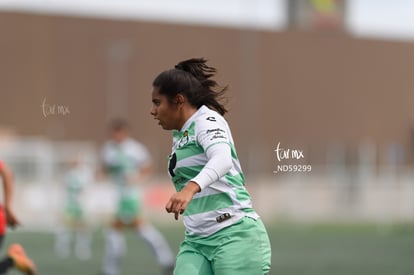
(1, 12, 414, 175)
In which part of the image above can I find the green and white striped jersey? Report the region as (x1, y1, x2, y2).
(64, 168, 85, 217)
(101, 138, 150, 197)
(168, 105, 259, 236)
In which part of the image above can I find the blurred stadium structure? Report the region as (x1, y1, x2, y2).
(1, 0, 414, 230)
(1, 138, 414, 231)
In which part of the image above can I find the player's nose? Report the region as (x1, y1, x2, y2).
(150, 105, 156, 116)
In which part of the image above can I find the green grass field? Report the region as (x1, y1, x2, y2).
(3, 223, 414, 275)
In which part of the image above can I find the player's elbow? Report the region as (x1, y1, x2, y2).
(221, 154, 233, 174)
(206, 151, 232, 179)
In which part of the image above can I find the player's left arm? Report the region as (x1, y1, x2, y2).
(137, 145, 153, 179)
(0, 161, 20, 228)
(131, 142, 153, 183)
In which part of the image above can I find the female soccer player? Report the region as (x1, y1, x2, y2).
(0, 160, 36, 274)
(54, 158, 92, 260)
(100, 119, 174, 275)
(150, 58, 272, 275)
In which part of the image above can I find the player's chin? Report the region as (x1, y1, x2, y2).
(160, 123, 173, 130)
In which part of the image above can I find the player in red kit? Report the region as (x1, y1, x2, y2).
(0, 160, 36, 275)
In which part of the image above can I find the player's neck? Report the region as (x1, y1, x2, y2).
(177, 105, 197, 131)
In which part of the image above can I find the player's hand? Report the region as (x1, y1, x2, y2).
(4, 207, 20, 228)
(165, 181, 200, 220)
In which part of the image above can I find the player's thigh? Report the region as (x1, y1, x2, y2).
(174, 251, 212, 275)
(174, 242, 213, 275)
(213, 218, 271, 275)
(116, 196, 141, 225)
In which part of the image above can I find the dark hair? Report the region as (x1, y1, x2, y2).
(110, 118, 129, 131)
(152, 58, 228, 115)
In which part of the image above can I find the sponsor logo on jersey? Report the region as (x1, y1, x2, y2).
(207, 128, 226, 141)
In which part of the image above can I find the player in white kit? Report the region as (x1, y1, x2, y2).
(100, 119, 174, 275)
(150, 58, 271, 275)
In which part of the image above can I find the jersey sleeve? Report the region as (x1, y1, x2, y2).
(196, 116, 230, 151)
(191, 143, 232, 190)
(191, 115, 233, 190)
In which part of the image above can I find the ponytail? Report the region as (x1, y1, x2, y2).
(152, 58, 228, 115)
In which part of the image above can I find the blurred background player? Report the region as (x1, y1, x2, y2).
(54, 158, 92, 260)
(0, 160, 36, 274)
(99, 119, 174, 275)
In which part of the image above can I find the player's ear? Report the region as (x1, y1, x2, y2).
(175, 94, 185, 105)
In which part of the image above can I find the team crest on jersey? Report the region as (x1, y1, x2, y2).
(177, 136, 189, 148)
(176, 130, 194, 148)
